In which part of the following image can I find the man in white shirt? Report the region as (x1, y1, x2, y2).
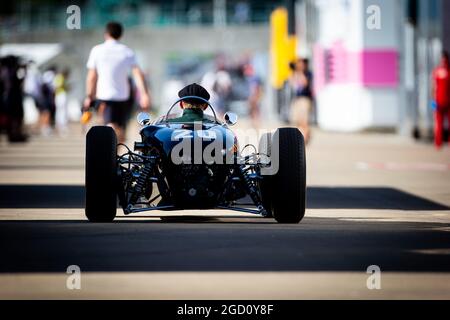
(84, 21, 150, 143)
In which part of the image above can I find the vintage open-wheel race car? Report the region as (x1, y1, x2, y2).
(85, 96, 306, 223)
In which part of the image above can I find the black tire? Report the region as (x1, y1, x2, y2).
(271, 128, 306, 223)
(258, 132, 273, 217)
(85, 126, 118, 222)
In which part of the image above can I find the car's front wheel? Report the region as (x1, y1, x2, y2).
(271, 128, 306, 223)
(85, 126, 118, 222)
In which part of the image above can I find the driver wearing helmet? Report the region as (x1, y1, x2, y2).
(167, 83, 212, 123)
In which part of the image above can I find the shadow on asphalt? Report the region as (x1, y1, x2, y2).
(0, 184, 448, 211)
(1, 218, 450, 273)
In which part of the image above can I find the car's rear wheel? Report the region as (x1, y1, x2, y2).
(271, 128, 306, 223)
(85, 126, 118, 222)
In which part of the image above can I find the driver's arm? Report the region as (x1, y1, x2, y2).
(132, 67, 151, 111)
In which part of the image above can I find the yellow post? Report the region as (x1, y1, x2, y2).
(270, 7, 297, 89)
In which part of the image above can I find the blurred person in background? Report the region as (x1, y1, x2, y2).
(54, 68, 71, 136)
(431, 51, 450, 149)
(40, 66, 57, 136)
(23, 61, 44, 134)
(213, 65, 232, 115)
(83, 21, 151, 144)
(289, 58, 313, 144)
(201, 58, 232, 116)
(0, 55, 28, 142)
(243, 62, 263, 128)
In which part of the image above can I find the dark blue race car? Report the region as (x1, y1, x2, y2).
(85, 96, 306, 223)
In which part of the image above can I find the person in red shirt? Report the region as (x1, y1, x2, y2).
(431, 51, 450, 149)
